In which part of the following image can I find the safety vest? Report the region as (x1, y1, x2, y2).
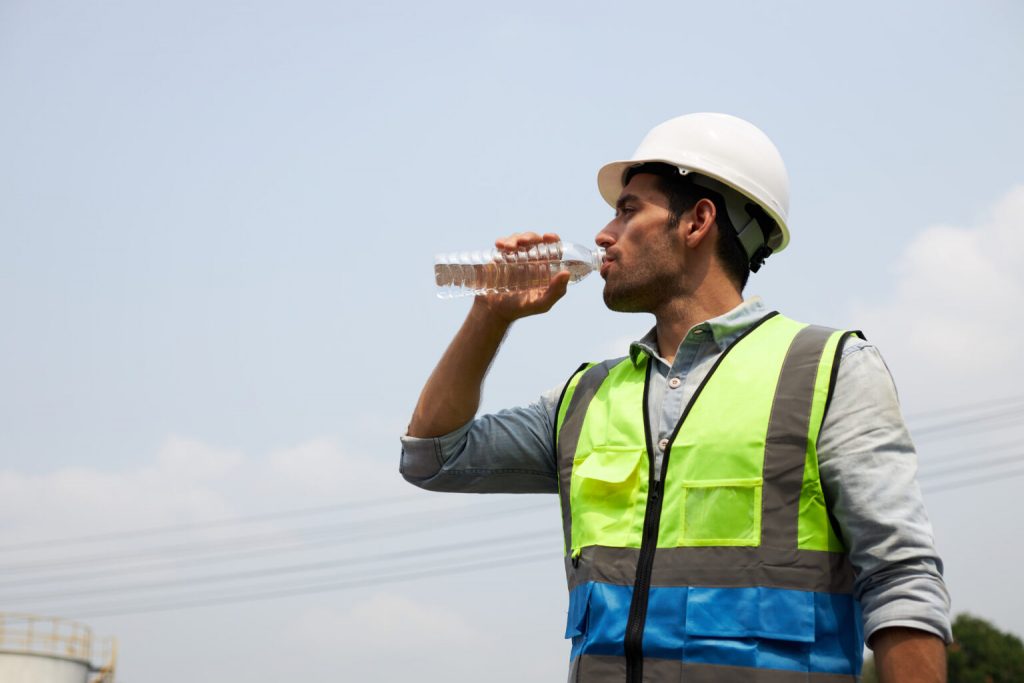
(554, 312, 864, 682)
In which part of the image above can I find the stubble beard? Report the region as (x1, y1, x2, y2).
(603, 220, 686, 313)
(602, 265, 680, 314)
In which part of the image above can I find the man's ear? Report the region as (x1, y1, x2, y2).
(684, 197, 717, 248)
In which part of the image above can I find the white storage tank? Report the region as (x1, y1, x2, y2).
(0, 613, 116, 683)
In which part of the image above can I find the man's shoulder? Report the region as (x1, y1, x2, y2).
(783, 316, 877, 361)
(770, 317, 889, 380)
(837, 333, 874, 359)
(816, 329, 894, 389)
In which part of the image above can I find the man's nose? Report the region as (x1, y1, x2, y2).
(595, 221, 618, 249)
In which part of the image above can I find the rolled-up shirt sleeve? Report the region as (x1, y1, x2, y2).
(818, 339, 953, 645)
(400, 387, 563, 494)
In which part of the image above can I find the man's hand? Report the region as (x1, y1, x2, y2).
(473, 232, 572, 325)
(407, 232, 571, 439)
(872, 627, 947, 683)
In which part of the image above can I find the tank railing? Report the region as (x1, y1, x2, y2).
(0, 612, 94, 660)
(89, 636, 118, 683)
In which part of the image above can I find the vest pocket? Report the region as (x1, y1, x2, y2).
(679, 478, 762, 546)
(684, 586, 815, 643)
(570, 446, 645, 549)
(564, 581, 594, 638)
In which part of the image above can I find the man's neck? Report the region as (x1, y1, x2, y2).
(653, 289, 743, 364)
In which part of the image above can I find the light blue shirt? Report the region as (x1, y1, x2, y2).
(400, 297, 952, 645)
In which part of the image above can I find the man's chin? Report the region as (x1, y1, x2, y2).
(602, 286, 647, 313)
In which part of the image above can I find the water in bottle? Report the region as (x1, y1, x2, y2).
(434, 241, 605, 299)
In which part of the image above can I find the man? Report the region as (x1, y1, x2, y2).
(401, 113, 951, 682)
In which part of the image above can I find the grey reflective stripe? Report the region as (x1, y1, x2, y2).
(557, 358, 626, 554)
(680, 661, 859, 683)
(762, 324, 836, 551)
(572, 656, 858, 683)
(566, 545, 854, 594)
(573, 654, 675, 681)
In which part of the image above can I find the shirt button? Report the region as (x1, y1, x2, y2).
(658, 438, 669, 450)
(693, 328, 705, 335)
(668, 377, 682, 389)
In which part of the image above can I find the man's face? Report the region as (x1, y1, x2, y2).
(595, 173, 687, 313)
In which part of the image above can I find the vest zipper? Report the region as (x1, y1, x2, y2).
(621, 312, 781, 683)
(624, 360, 659, 683)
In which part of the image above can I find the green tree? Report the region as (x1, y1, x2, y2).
(861, 654, 878, 683)
(948, 613, 1024, 683)
(861, 615, 1023, 682)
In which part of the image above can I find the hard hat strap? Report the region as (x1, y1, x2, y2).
(689, 174, 774, 269)
(737, 203, 776, 272)
(736, 217, 767, 262)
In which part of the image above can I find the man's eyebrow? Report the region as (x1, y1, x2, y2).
(616, 193, 640, 211)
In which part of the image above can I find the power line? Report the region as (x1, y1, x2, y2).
(0, 510, 543, 588)
(912, 417, 1023, 443)
(910, 405, 1023, 439)
(0, 526, 381, 588)
(3, 396, 1021, 620)
(0, 493, 425, 553)
(918, 452, 1024, 481)
(8, 450, 1022, 604)
(919, 438, 1024, 465)
(39, 460, 1024, 617)
(5, 399, 1019, 560)
(17, 452, 1024, 611)
(62, 443, 1020, 618)
(4, 423, 1019, 584)
(0, 500, 552, 576)
(67, 549, 558, 620)
(904, 394, 1024, 422)
(1, 530, 557, 606)
(922, 466, 1024, 494)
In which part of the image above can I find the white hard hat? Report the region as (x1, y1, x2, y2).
(597, 113, 791, 267)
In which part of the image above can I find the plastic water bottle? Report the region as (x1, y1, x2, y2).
(434, 241, 605, 299)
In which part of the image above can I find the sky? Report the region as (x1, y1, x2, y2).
(1, 0, 1023, 680)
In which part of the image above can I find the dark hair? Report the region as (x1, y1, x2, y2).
(623, 162, 751, 290)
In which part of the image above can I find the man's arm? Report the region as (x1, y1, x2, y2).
(407, 232, 570, 438)
(872, 627, 947, 683)
(817, 340, 952, 680)
(407, 298, 514, 438)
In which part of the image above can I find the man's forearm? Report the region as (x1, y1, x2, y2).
(407, 300, 511, 438)
(872, 627, 947, 683)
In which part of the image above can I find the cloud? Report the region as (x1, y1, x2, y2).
(0, 434, 533, 682)
(0, 434, 403, 546)
(0, 436, 244, 544)
(263, 437, 400, 498)
(852, 185, 1024, 405)
(157, 435, 245, 480)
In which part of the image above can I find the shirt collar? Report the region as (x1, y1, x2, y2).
(628, 296, 771, 366)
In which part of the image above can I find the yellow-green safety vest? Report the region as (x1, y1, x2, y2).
(555, 312, 864, 682)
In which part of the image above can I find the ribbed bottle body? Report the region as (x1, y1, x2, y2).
(434, 241, 604, 299)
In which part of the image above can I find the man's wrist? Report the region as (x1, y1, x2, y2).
(873, 627, 947, 683)
(469, 297, 517, 332)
